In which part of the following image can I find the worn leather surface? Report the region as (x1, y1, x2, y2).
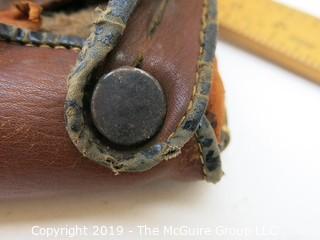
(0, 0, 208, 199)
(0, 0, 225, 198)
(104, 0, 204, 143)
(0, 42, 204, 199)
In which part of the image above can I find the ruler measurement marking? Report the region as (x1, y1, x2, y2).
(219, 0, 320, 83)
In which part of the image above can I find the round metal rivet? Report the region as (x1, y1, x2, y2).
(91, 66, 166, 147)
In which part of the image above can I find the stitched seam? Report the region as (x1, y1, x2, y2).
(1, 1, 215, 172)
(1, 39, 82, 51)
(13, 42, 81, 52)
(167, 0, 209, 141)
(195, 132, 207, 180)
(148, 0, 169, 36)
(0, 23, 84, 51)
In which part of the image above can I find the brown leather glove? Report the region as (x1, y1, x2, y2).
(0, 0, 229, 199)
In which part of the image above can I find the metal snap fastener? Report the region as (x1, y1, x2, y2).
(91, 66, 167, 147)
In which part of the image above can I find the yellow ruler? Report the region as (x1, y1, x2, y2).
(218, 0, 320, 84)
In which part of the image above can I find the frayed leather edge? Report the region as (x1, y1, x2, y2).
(0, 0, 219, 174)
(196, 116, 224, 184)
(65, 0, 218, 173)
(165, 0, 217, 155)
(0, 23, 84, 50)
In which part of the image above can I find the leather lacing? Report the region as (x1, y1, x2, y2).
(0, 0, 226, 183)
